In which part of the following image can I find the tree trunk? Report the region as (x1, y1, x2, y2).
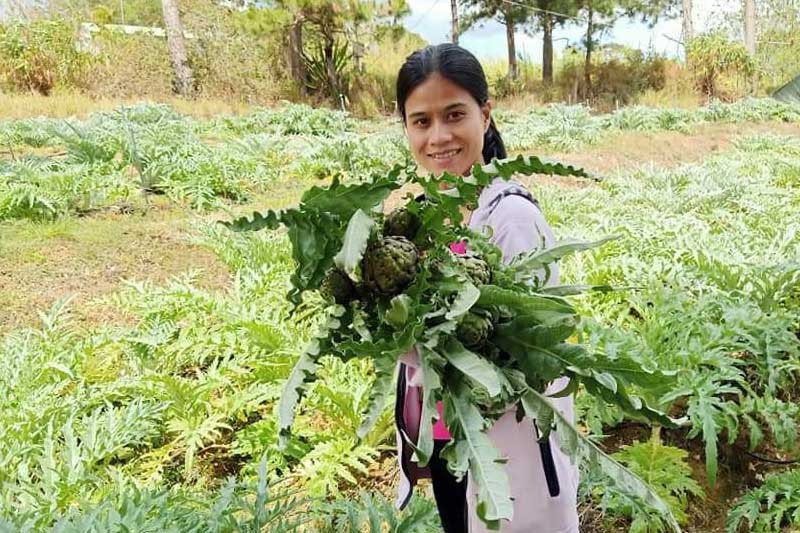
(160, 0, 194, 96)
(324, 35, 339, 98)
(506, 14, 518, 80)
(584, 0, 593, 100)
(744, 0, 757, 94)
(542, 13, 554, 84)
(451, 0, 459, 44)
(288, 16, 307, 97)
(681, 0, 693, 44)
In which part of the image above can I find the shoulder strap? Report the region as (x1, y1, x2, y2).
(414, 186, 540, 216)
(486, 185, 540, 216)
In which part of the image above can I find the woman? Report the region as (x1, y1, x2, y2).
(393, 44, 580, 533)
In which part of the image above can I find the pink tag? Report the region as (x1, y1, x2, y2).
(449, 240, 468, 255)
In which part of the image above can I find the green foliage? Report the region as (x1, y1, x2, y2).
(727, 469, 800, 533)
(543, 133, 800, 491)
(320, 490, 441, 532)
(586, 436, 703, 532)
(227, 154, 685, 528)
(687, 32, 755, 99)
(0, 17, 93, 95)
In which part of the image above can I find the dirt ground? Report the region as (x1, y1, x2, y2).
(0, 202, 230, 334)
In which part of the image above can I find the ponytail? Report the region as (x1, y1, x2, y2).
(482, 118, 507, 164)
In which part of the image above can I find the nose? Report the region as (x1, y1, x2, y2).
(429, 120, 453, 147)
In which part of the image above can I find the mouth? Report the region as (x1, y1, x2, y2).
(428, 148, 462, 161)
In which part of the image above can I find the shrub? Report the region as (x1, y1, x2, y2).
(0, 18, 93, 95)
(687, 32, 755, 100)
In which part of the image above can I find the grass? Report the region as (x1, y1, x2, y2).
(0, 90, 254, 119)
(0, 198, 230, 334)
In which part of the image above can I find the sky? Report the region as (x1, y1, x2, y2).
(402, 0, 742, 62)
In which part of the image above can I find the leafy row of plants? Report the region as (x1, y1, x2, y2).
(538, 133, 800, 531)
(2, 98, 799, 220)
(1, 109, 799, 531)
(500, 97, 800, 151)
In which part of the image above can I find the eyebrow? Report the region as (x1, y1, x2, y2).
(407, 102, 469, 120)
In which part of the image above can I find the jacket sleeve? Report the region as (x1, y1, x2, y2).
(486, 194, 560, 286)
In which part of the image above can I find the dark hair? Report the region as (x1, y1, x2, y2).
(396, 43, 507, 164)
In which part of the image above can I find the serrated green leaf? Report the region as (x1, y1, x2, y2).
(413, 344, 442, 467)
(538, 284, 618, 296)
(477, 285, 575, 322)
(518, 387, 682, 533)
(441, 338, 502, 397)
(278, 350, 319, 448)
(222, 208, 281, 232)
(444, 380, 514, 523)
(301, 171, 401, 219)
(445, 281, 480, 320)
(510, 237, 619, 275)
(357, 357, 395, 439)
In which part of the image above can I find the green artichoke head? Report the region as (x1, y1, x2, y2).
(456, 311, 494, 348)
(383, 207, 421, 241)
(320, 268, 356, 304)
(363, 236, 419, 296)
(455, 253, 492, 286)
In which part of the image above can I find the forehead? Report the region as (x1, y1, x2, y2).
(405, 72, 478, 115)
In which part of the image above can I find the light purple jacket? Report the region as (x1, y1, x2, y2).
(394, 178, 580, 533)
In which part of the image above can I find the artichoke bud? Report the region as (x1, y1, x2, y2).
(383, 207, 421, 241)
(455, 253, 492, 286)
(363, 236, 419, 296)
(456, 312, 494, 348)
(320, 268, 356, 304)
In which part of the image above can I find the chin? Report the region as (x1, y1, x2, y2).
(428, 159, 469, 176)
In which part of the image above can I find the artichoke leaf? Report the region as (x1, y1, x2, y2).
(445, 281, 480, 320)
(334, 209, 375, 281)
(518, 386, 682, 533)
(444, 380, 514, 524)
(357, 356, 396, 439)
(509, 237, 619, 275)
(441, 338, 502, 397)
(413, 344, 444, 467)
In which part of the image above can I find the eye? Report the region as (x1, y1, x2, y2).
(448, 110, 465, 120)
(413, 117, 429, 127)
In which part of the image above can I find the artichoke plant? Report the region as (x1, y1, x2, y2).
(363, 236, 419, 296)
(383, 207, 421, 241)
(457, 311, 494, 348)
(456, 253, 492, 285)
(320, 268, 356, 304)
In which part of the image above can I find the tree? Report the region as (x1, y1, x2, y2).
(682, 0, 693, 42)
(161, 0, 194, 96)
(236, 0, 407, 100)
(577, 0, 679, 99)
(451, 0, 459, 43)
(460, 0, 531, 80)
(530, 1, 577, 85)
(743, 0, 757, 93)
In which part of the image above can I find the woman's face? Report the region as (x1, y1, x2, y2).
(403, 72, 492, 177)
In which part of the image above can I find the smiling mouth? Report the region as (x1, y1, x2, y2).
(429, 149, 462, 160)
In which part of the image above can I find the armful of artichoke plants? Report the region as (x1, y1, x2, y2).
(222, 156, 685, 532)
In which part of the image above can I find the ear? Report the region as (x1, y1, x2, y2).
(482, 100, 493, 132)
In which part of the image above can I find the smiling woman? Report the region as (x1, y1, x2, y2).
(397, 45, 507, 177)
(393, 44, 579, 533)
